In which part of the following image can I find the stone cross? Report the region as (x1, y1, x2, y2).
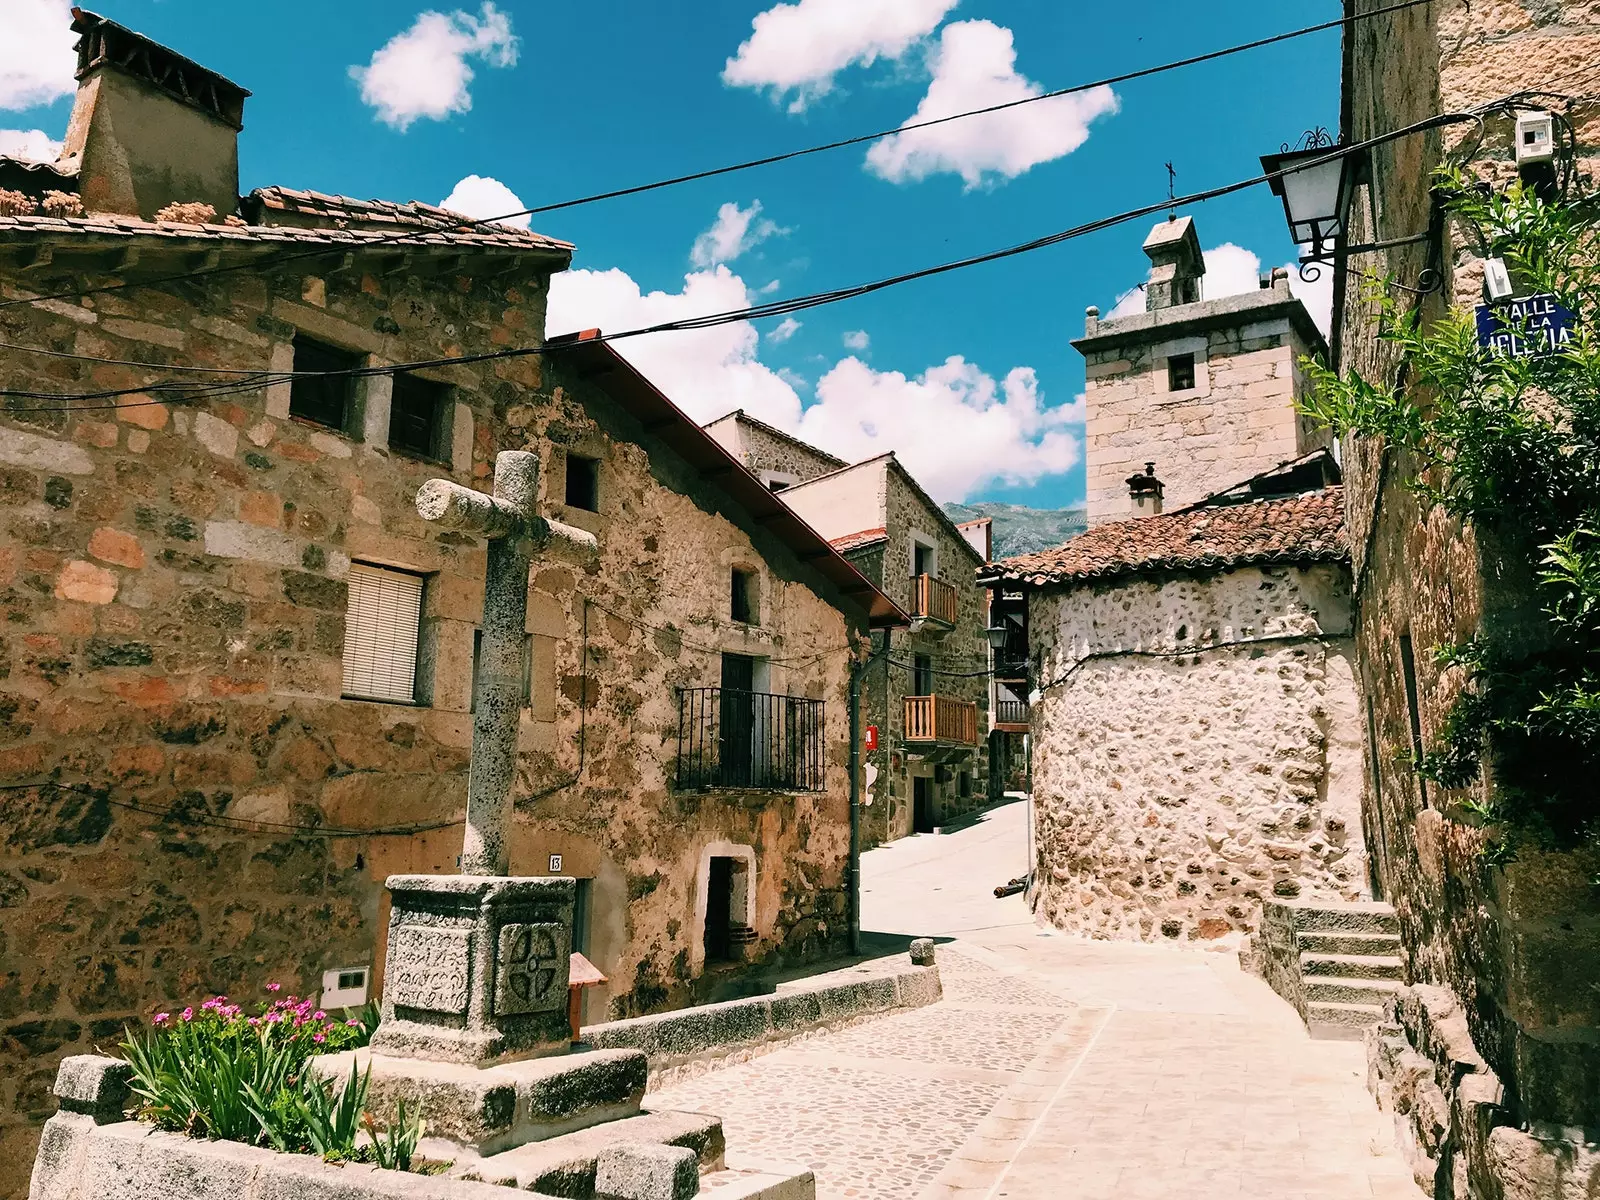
(415, 449, 595, 876)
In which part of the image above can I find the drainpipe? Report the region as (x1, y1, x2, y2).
(848, 628, 890, 956)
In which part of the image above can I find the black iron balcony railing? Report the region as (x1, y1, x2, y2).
(676, 687, 826, 792)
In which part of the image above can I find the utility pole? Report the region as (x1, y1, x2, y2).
(847, 628, 890, 955)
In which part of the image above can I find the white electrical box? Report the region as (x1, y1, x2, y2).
(1515, 111, 1555, 166)
(1483, 257, 1515, 301)
(321, 965, 370, 1010)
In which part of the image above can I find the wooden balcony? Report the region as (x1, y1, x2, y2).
(910, 574, 959, 627)
(994, 696, 1030, 733)
(904, 694, 979, 746)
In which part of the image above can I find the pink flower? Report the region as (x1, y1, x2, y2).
(180, 1007, 194, 1022)
(153, 1013, 170, 1026)
(312, 1033, 326, 1044)
(248, 1017, 261, 1027)
(345, 1019, 361, 1028)
(313, 1011, 326, 1020)
(266, 983, 281, 993)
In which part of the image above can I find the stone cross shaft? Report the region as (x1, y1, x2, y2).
(415, 450, 592, 877)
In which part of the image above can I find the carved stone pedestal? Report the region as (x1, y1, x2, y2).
(369, 874, 574, 1066)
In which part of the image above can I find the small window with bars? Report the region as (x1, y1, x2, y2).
(289, 337, 363, 431)
(389, 374, 450, 461)
(341, 563, 425, 704)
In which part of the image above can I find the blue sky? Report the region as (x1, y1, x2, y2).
(2, 1, 1342, 508)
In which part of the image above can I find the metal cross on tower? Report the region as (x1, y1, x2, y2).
(415, 450, 595, 876)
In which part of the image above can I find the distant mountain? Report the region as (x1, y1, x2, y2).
(943, 501, 1088, 561)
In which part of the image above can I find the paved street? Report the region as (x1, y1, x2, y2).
(650, 798, 1422, 1199)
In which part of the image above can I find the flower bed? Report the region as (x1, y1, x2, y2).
(119, 985, 439, 1173)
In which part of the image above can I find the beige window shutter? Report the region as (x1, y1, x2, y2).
(342, 563, 424, 704)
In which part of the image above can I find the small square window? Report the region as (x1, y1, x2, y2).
(289, 337, 362, 431)
(912, 541, 935, 578)
(1168, 353, 1197, 392)
(389, 374, 449, 460)
(731, 569, 756, 624)
(565, 453, 599, 512)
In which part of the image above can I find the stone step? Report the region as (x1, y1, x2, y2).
(1307, 1001, 1387, 1041)
(1300, 952, 1405, 981)
(699, 1158, 818, 1199)
(1305, 977, 1403, 1006)
(1296, 931, 1401, 956)
(1294, 901, 1399, 936)
(449, 1108, 725, 1193)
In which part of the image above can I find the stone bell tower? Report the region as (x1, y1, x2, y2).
(1076, 216, 1330, 525)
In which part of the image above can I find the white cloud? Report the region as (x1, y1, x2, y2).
(866, 21, 1119, 188)
(723, 0, 957, 112)
(0, 128, 62, 162)
(0, 0, 75, 111)
(351, 3, 518, 131)
(547, 204, 1083, 503)
(767, 317, 802, 344)
(1102, 242, 1333, 337)
(438, 174, 530, 228)
(796, 358, 1082, 501)
(547, 263, 805, 431)
(690, 201, 784, 269)
(842, 330, 870, 351)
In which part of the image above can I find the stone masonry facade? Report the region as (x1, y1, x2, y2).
(1077, 274, 1330, 525)
(1336, 0, 1600, 1193)
(1026, 563, 1367, 943)
(0, 225, 873, 1195)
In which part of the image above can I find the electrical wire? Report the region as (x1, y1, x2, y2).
(0, 0, 1442, 316)
(0, 104, 1500, 412)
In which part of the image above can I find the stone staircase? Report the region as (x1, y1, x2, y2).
(1252, 900, 1404, 1040)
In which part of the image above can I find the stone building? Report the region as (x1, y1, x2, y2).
(1078, 215, 1331, 525)
(1326, 2, 1600, 1194)
(0, 11, 901, 1189)
(980, 456, 1368, 945)
(705, 413, 991, 843)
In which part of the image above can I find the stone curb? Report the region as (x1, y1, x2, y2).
(581, 953, 942, 1077)
(28, 1105, 569, 1200)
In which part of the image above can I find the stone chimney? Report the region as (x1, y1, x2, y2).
(1126, 462, 1165, 516)
(1141, 216, 1205, 311)
(57, 8, 250, 220)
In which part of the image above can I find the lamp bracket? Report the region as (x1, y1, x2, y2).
(1296, 231, 1440, 294)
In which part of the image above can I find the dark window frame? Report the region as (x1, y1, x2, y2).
(289, 336, 363, 432)
(731, 568, 756, 624)
(388, 373, 451, 463)
(1168, 352, 1197, 392)
(565, 453, 600, 512)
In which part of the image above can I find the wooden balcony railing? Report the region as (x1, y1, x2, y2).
(911, 574, 959, 626)
(994, 697, 1030, 730)
(904, 694, 979, 745)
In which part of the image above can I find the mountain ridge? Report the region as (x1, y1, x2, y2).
(943, 501, 1088, 561)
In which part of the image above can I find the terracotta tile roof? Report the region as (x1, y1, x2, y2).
(981, 487, 1347, 587)
(830, 527, 888, 553)
(246, 187, 569, 249)
(0, 187, 571, 255)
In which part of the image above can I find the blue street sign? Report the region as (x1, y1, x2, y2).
(1475, 293, 1577, 359)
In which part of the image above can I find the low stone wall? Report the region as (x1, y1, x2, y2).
(1252, 899, 1309, 1018)
(582, 953, 942, 1086)
(1367, 983, 1600, 1200)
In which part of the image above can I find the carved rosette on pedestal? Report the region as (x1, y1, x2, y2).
(369, 874, 574, 1065)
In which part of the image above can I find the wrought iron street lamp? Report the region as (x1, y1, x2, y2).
(985, 624, 1010, 653)
(1261, 127, 1439, 293)
(1260, 130, 1365, 262)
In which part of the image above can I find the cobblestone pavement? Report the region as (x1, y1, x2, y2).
(651, 799, 1423, 1200)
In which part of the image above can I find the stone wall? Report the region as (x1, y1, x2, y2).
(1079, 282, 1328, 524)
(1027, 563, 1368, 943)
(700, 414, 841, 489)
(0, 250, 860, 1194)
(1339, 0, 1600, 1141)
(841, 467, 990, 847)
